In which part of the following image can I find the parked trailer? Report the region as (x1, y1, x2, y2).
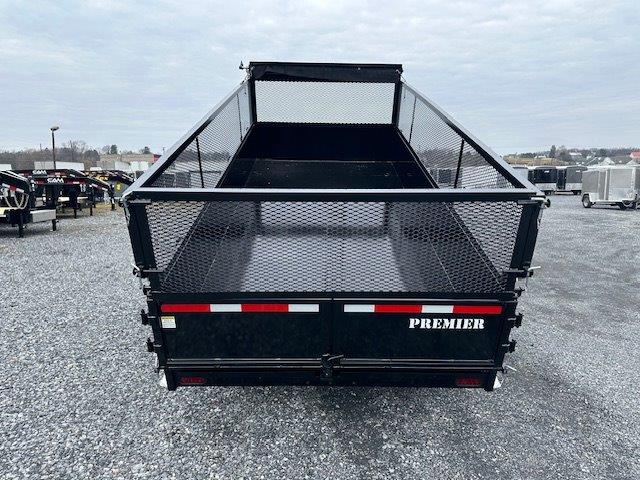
(16, 169, 113, 217)
(528, 166, 557, 194)
(85, 170, 133, 201)
(0, 171, 56, 237)
(556, 165, 586, 194)
(581, 165, 640, 209)
(122, 62, 546, 391)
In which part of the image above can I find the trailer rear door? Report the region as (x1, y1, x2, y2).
(159, 301, 331, 359)
(332, 300, 506, 361)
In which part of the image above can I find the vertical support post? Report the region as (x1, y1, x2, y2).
(129, 201, 161, 292)
(247, 74, 258, 125)
(236, 92, 243, 141)
(195, 136, 204, 188)
(391, 81, 403, 126)
(510, 203, 542, 271)
(408, 95, 417, 143)
(454, 139, 465, 188)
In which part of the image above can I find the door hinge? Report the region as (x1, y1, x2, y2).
(501, 340, 517, 353)
(508, 313, 523, 328)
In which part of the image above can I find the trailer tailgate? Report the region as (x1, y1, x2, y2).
(334, 300, 508, 361)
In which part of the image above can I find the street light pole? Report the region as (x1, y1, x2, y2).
(50, 126, 59, 169)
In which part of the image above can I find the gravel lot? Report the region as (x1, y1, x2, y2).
(1, 197, 639, 479)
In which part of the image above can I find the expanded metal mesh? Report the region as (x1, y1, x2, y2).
(144, 199, 522, 294)
(151, 82, 251, 188)
(398, 85, 515, 189)
(255, 81, 395, 124)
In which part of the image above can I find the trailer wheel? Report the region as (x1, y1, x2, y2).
(618, 202, 627, 210)
(582, 195, 592, 208)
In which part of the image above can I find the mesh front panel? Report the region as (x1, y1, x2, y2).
(151, 82, 251, 188)
(398, 85, 515, 189)
(255, 81, 395, 124)
(144, 199, 522, 294)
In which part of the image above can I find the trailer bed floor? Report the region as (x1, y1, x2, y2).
(159, 215, 503, 294)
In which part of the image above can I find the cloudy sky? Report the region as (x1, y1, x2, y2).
(1, 0, 638, 155)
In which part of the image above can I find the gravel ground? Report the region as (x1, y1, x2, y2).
(1, 197, 639, 479)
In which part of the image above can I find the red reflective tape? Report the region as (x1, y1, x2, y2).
(374, 304, 422, 313)
(453, 305, 502, 315)
(241, 303, 289, 312)
(161, 303, 210, 313)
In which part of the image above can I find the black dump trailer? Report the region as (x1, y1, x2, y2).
(85, 170, 134, 202)
(556, 165, 587, 194)
(123, 62, 546, 391)
(17, 169, 113, 217)
(0, 171, 57, 237)
(528, 166, 558, 194)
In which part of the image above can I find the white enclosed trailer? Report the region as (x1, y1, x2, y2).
(581, 165, 640, 209)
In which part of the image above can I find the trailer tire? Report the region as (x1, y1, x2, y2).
(582, 195, 592, 208)
(618, 202, 627, 210)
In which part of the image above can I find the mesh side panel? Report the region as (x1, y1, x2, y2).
(151, 83, 250, 188)
(255, 81, 395, 124)
(398, 85, 515, 189)
(143, 199, 523, 294)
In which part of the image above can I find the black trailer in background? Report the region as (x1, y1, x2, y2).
(528, 166, 558, 194)
(122, 62, 546, 391)
(85, 170, 134, 201)
(556, 165, 587, 194)
(0, 171, 57, 237)
(16, 169, 113, 217)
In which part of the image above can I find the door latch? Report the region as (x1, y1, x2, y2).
(321, 354, 344, 379)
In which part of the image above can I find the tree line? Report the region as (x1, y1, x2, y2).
(511, 146, 638, 163)
(0, 142, 153, 170)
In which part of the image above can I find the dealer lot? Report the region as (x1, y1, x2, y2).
(1, 195, 638, 479)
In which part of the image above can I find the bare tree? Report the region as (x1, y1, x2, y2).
(64, 140, 87, 163)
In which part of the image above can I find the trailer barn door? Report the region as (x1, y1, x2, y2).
(159, 300, 331, 359)
(332, 300, 507, 361)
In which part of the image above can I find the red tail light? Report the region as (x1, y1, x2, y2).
(455, 377, 483, 387)
(179, 376, 206, 385)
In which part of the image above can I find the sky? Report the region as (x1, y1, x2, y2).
(0, 0, 638, 155)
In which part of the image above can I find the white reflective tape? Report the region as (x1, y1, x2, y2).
(344, 304, 375, 313)
(288, 304, 319, 313)
(210, 304, 242, 312)
(421, 305, 454, 314)
(161, 316, 176, 329)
